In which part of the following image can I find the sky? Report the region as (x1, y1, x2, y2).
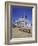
(11, 5, 32, 24)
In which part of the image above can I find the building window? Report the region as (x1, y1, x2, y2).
(25, 22, 27, 25)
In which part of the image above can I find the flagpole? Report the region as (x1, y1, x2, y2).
(24, 11, 25, 27)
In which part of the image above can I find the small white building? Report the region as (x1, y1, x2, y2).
(15, 16, 32, 29)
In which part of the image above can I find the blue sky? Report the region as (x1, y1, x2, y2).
(11, 5, 32, 24)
